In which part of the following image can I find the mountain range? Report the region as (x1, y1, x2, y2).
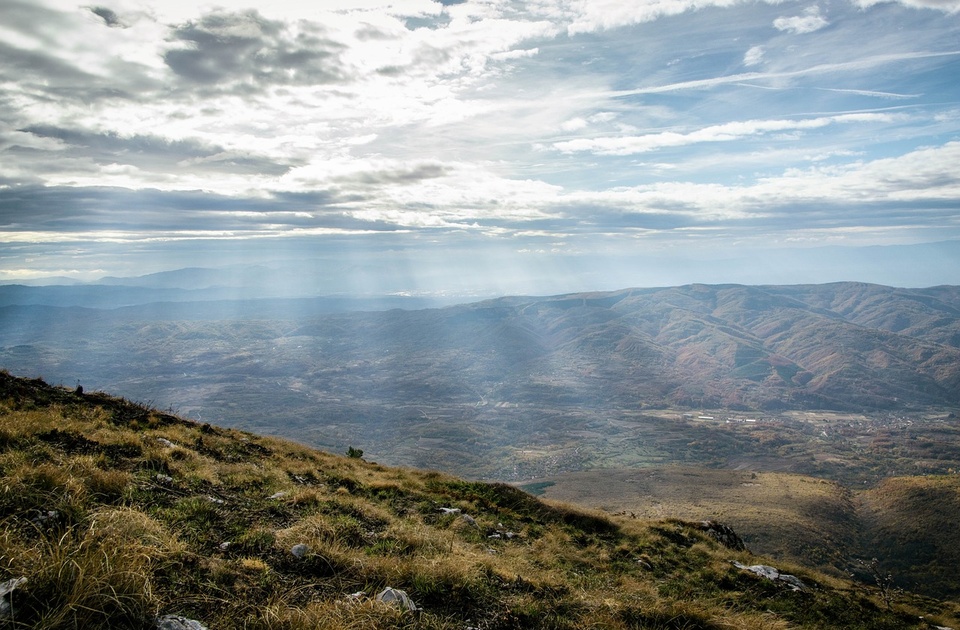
(3, 280, 960, 413)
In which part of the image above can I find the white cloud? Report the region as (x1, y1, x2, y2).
(562, 0, 757, 34)
(852, 0, 960, 12)
(553, 113, 899, 155)
(773, 6, 829, 34)
(743, 46, 765, 67)
(560, 117, 589, 131)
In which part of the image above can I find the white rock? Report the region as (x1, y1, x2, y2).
(156, 614, 208, 630)
(376, 587, 418, 612)
(733, 561, 807, 592)
(291, 543, 310, 559)
(0, 577, 27, 619)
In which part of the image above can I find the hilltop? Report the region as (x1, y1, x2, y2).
(2, 371, 958, 629)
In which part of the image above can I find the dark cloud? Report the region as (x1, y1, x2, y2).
(164, 10, 346, 93)
(18, 125, 295, 176)
(0, 185, 360, 233)
(272, 190, 355, 205)
(336, 163, 451, 186)
(89, 6, 124, 28)
(0, 2, 156, 103)
(0, 41, 100, 88)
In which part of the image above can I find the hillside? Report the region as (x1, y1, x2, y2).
(2, 371, 959, 629)
(527, 466, 960, 600)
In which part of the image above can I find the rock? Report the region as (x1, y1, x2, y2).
(155, 474, 174, 484)
(439, 507, 461, 515)
(156, 438, 176, 448)
(268, 491, 287, 500)
(0, 577, 27, 620)
(376, 587, 418, 612)
(461, 514, 478, 528)
(291, 543, 310, 559)
(697, 521, 747, 551)
(155, 614, 208, 630)
(733, 561, 808, 592)
(30, 509, 60, 527)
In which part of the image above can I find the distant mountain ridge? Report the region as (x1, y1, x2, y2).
(417, 281, 960, 411)
(1, 281, 959, 416)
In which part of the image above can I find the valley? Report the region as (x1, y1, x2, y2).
(2, 280, 960, 599)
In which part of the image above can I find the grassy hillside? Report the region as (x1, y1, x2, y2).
(858, 476, 960, 600)
(529, 466, 960, 600)
(1, 372, 959, 629)
(525, 468, 861, 577)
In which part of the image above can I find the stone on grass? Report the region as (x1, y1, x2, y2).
(156, 614, 208, 630)
(0, 577, 27, 620)
(733, 561, 807, 592)
(376, 587, 418, 612)
(291, 543, 310, 559)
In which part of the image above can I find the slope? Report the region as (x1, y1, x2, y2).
(2, 371, 958, 629)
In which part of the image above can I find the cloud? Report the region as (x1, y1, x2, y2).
(0, 184, 356, 238)
(605, 50, 960, 96)
(17, 125, 295, 176)
(552, 113, 899, 156)
(333, 162, 451, 186)
(743, 45, 765, 66)
(773, 6, 829, 34)
(852, 0, 960, 11)
(88, 6, 124, 28)
(163, 10, 346, 91)
(562, 0, 769, 34)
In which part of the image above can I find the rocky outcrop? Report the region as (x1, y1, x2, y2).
(697, 520, 747, 551)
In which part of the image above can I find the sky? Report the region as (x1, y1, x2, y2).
(1, 0, 959, 296)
